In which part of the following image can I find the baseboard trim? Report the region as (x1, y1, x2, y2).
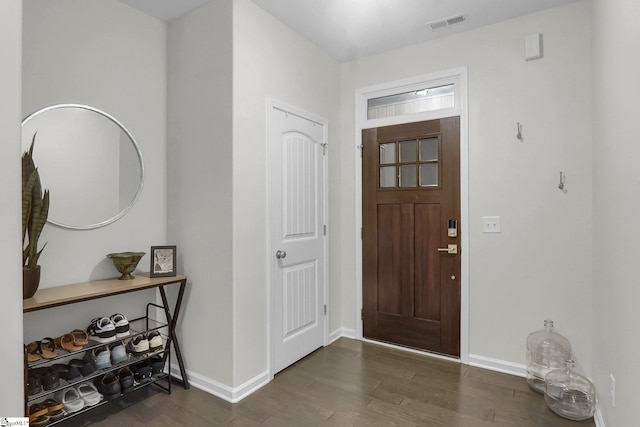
(329, 327, 357, 343)
(467, 354, 527, 377)
(169, 363, 270, 403)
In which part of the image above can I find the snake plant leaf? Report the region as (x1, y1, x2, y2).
(26, 189, 49, 269)
(22, 133, 49, 269)
(22, 168, 36, 242)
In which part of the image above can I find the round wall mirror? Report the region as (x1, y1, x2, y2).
(22, 104, 144, 230)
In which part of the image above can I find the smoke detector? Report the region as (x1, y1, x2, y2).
(427, 14, 467, 31)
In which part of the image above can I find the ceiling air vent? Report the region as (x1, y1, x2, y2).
(427, 14, 467, 31)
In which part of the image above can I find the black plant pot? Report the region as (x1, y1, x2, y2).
(23, 266, 41, 299)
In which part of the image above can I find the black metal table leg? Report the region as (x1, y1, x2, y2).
(158, 279, 190, 389)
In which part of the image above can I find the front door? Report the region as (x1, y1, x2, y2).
(362, 117, 461, 357)
(269, 103, 326, 374)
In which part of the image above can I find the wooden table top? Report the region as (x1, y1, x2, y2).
(23, 273, 187, 312)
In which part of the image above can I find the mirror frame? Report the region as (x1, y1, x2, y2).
(22, 104, 145, 230)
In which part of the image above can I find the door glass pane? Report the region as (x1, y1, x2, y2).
(399, 140, 417, 162)
(379, 143, 396, 164)
(400, 165, 416, 187)
(420, 163, 438, 186)
(380, 166, 396, 187)
(420, 138, 438, 161)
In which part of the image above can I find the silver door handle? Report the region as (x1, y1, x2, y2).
(437, 244, 458, 254)
(276, 250, 287, 259)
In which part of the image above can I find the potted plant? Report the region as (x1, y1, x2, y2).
(22, 133, 49, 299)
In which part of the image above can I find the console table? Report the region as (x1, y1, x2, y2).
(23, 273, 190, 389)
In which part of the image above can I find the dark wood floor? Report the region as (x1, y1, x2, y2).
(70, 338, 596, 426)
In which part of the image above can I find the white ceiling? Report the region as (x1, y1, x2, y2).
(118, 0, 580, 62)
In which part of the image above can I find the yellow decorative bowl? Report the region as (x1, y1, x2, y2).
(106, 252, 146, 280)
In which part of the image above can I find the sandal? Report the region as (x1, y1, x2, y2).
(43, 398, 65, 420)
(55, 333, 83, 352)
(30, 414, 51, 427)
(39, 337, 58, 359)
(70, 329, 89, 346)
(28, 402, 48, 422)
(26, 342, 41, 362)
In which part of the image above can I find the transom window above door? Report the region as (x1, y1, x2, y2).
(367, 84, 454, 120)
(379, 137, 440, 188)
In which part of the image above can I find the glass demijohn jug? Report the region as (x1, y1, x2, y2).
(526, 319, 571, 394)
(544, 359, 596, 420)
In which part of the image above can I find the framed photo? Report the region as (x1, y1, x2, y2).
(150, 245, 177, 277)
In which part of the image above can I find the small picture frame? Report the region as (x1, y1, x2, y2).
(150, 245, 177, 277)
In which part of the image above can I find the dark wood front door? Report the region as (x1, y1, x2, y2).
(362, 117, 461, 357)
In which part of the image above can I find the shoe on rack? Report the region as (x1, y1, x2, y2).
(126, 333, 149, 356)
(28, 402, 48, 424)
(87, 317, 116, 343)
(148, 355, 166, 376)
(118, 367, 135, 393)
(147, 331, 163, 352)
(40, 367, 60, 391)
(55, 386, 84, 413)
(110, 342, 128, 365)
(69, 358, 95, 376)
(110, 313, 130, 338)
(76, 382, 102, 406)
(53, 363, 82, 381)
(131, 360, 152, 383)
(27, 373, 42, 396)
(94, 372, 121, 401)
(94, 346, 112, 369)
(42, 398, 65, 421)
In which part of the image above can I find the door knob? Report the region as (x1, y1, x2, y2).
(437, 244, 458, 254)
(276, 250, 287, 259)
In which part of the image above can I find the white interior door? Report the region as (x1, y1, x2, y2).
(269, 101, 326, 375)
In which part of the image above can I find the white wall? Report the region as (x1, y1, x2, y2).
(592, 0, 640, 424)
(0, 0, 25, 416)
(232, 0, 340, 386)
(22, 0, 168, 341)
(339, 1, 593, 372)
(167, 0, 235, 387)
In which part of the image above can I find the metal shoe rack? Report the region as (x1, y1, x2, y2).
(25, 313, 171, 426)
(23, 273, 189, 424)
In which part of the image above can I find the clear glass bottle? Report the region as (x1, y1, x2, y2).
(526, 319, 571, 394)
(544, 359, 596, 421)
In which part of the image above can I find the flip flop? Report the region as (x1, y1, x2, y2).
(55, 333, 83, 352)
(28, 402, 48, 422)
(39, 337, 58, 359)
(43, 398, 64, 414)
(26, 342, 41, 362)
(70, 329, 89, 346)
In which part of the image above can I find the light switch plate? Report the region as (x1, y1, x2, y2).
(482, 216, 501, 233)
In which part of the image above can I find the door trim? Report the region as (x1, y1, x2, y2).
(266, 98, 329, 379)
(354, 67, 469, 363)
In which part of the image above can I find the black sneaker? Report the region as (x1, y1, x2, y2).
(86, 317, 116, 343)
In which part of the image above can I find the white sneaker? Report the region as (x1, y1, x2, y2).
(147, 331, 163, 352)
(87, 317, 116, 343)
(110, 313, 130, 338)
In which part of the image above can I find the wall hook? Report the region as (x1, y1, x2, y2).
(558, 171, 567, 193)
(516, 122, 524, 142)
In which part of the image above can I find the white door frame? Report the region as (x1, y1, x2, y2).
(266, 98, 329, 378)
(354, 67, 470, 363)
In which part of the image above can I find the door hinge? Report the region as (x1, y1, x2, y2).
(361, 309, 364, 320)
(361, 228, 363, 240)
(324, 224, 327, 236)
(358, 144, 364, 158)
(324, 304, 327, 315)
(321, 143, 328, 156)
